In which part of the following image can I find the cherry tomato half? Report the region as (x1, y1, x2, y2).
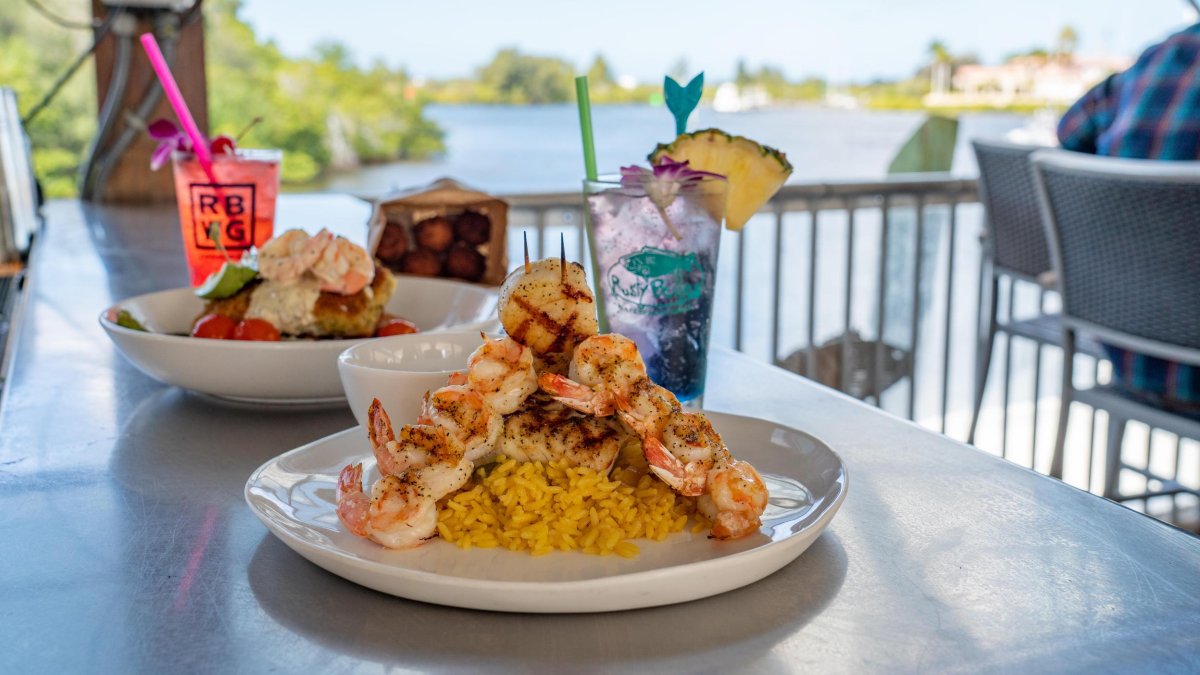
(232, 318, 281, 341)
(191, 313, 236, 339)
(376, 317, 420, 337)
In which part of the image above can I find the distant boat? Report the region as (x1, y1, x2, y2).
(824, 90, 859, 110)
(712, 83, 770, 113)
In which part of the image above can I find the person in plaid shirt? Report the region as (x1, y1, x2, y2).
(1057, 22, 1200, 416)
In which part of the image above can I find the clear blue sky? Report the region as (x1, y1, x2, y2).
(240, 0, 1195, 82)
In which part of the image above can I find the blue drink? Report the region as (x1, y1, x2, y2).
(584, 176, 726, 403)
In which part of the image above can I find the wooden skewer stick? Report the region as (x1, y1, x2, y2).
(560, 233, 567, 284)
(523, 232, 531, 274)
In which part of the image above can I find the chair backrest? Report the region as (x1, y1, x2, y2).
(1032, 149, 1200, 363)
(972, 138, 1051, 279)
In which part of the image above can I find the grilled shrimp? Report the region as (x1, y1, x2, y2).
(536, 334, 707, 490)
(641, 410, 728, 497)
(258, 229, 324, 284)
(368, 399, 424, 476)
(466, 335, 538, 415)
(500, 400, 626, 473)
(367, 398, 473, 487)
(537, 334, 649, 416)
(257, 228, 374, 294)
(336, 464, 439, 549)
(613, 377, 680, 438)
(698, 457, 768, 539)
(498, 257, 598, 356)
(310, 232, 375, 294)
(421, 385, 503, 464)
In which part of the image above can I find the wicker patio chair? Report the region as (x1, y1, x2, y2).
(1032, 149, 1200, 504)
(967, 139, 1100, 444)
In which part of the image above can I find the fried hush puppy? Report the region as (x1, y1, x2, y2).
(453, 210, 491, 246)
(376, 222, 409, 263)
(444, 242, 486, 282)
(414, 215, 454, 253)
(401, 248, 443, 277)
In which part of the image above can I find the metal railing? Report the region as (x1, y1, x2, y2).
(503, 176, 1198, 527)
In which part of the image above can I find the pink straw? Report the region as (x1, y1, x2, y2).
(139, 33, 216, 184)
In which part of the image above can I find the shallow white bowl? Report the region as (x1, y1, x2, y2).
(338, 331, 486, 429)
(245, 411, 848, 613)
(101, 276, 498, 404)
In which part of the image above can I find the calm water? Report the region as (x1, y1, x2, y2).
(313, 104, 1035, 437)
(318, 104, 1030, 197)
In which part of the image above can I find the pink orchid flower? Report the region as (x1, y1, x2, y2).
(147, 118, 191, 170)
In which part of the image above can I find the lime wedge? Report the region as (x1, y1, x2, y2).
(195, 262, 258, 299)
(115, 309, 147, 332)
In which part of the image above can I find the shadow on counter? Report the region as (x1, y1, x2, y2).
(247, 529, 848, 672)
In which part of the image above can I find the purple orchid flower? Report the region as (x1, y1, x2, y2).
(620, 156, 725, 212)
(618, 156, 726, 239)
(147, 118, 192, 170)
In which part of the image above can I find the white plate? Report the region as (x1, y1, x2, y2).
(244, 411, 848, 613)
(100, 276, 498, 402)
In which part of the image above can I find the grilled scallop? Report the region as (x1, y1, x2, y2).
(497, 258, 598, 357)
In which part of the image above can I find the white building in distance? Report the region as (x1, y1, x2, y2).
(925, 55, 1132, 108)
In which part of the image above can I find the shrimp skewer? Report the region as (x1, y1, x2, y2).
(336, 464, 439, 549)
(420, 385, 503, 464)
(499, 399, 627, 473)
(537, 374, 614, 416)
(538, 334, 695, 488)
(533, 333, 768, 536)
(466, 335, 538, 415)
(640, 410, 726, 497)
(698, 457, 769, 539)
(368, 398, 472, 488)
(537, 334, 648, 416)
(341, 399, 475, 549)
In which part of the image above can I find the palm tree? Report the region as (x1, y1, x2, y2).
(1056, 25, 1079, 62)
(927, 40, 951, 66)
(927, 40, 952, 93)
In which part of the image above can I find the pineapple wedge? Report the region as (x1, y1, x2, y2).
(649, 129, 792, 230)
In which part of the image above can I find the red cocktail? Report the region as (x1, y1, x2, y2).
(171, 149, 281, 286)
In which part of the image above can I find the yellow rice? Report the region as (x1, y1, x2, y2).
(436, 445, 697, 558)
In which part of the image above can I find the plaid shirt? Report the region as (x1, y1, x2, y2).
(1059, 23, 1200, 159)
(1058, 23, 1200, 412)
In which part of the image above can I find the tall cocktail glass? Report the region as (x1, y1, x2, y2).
(584, 175, 726, 404)
(171, 148, 281, 286)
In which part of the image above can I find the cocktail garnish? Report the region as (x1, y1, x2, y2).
(194, 223, 257, 299)
(663, 73, 704, 136)
(619, 158, 725, 239)
(148, 118, 190, 170)
(114, 309, 147, 332)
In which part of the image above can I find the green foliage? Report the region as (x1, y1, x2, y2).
(475, 48, 575, 104)
(0, 0, 443, 197)
(0, 3, 97, 198)
(423, 48, 658, 105)
(206, 0, 443, 183)
(725, 61, 826, 102)
(586, 54, 615, 88)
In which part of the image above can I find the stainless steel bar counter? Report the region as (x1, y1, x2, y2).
(3, 198, 1198, 673)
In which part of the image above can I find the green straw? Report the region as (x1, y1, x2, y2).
(575, 76, 598, 181)
(574, 75, 607, 330)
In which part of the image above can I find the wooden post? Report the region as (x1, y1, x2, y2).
(90, 1, 208, 203)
